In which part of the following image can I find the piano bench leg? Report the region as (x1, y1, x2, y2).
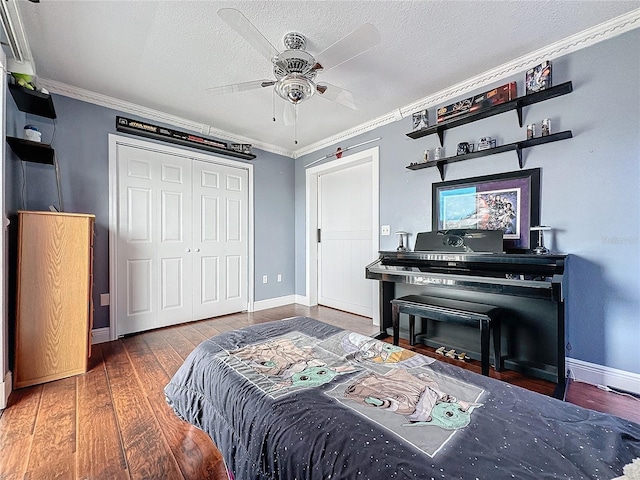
(480, 319, 490, 376)
(409, 315, 416, 346)
(392, 303, 400, 346)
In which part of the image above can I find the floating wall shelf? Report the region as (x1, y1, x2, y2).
(9, 84, 57, 119)
(116, 123, 257, 161)
(6, 137, 55, 165)
(407, 131, 573, 180)
(406, 82, 573, 146)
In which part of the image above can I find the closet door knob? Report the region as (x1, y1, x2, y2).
(195, 248, 200, 252)
(186, 248, 191, 253)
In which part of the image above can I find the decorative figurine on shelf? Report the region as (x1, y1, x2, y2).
(11, 72, 36, 91)
(477, 137, 496, 151)
(457, 142, 474, 155)
(530, 226, 552, 254)
(396, 231, 409, 252)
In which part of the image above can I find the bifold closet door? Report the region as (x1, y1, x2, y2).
(116, 145, 193, 336)
(115, 144, 249, 336)
(191, 160, 248, 319)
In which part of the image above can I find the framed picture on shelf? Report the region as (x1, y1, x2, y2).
(412, 110, 429, 131)
(432, 168, 540, 250)
(526, 61, 552, 94)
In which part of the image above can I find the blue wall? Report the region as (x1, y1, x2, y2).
(295, 29, 640, 374)
(4, 28, 638, 375)
(5, 95, 296, 329)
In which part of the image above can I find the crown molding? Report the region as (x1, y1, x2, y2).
(35, 9, 639, 160)
(293, 8, 640, 158)
(36, 78, 294, 158)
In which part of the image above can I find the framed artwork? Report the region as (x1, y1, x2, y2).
(432, 168, 540, 250)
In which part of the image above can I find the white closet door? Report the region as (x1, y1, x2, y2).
(116, 145, 192, 336)
(318, 162, 374, 317)
(114, 143, 249, 337)
(192, 160, 248, 319)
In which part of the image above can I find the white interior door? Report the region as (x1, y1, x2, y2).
(114, 144, 249, 337)
(192, 160, 248, 319)
(116, 145, 193, 335)
(318, 161, 374, 317)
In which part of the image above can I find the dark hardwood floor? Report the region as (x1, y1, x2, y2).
(1, 304, 638, 479)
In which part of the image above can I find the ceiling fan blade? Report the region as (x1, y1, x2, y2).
(314, 23, 381, 72)
(218, 8, 281, 62)
(206, 80, 275, 95)
(316, 83, 358, 110)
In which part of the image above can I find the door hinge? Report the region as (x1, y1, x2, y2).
(317, 228, 321, 243)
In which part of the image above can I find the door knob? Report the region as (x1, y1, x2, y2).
(195, 248, 200, 252)
(186, 248, 191, 253)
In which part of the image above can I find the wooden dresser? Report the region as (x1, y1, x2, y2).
(14, 211, 95, 388)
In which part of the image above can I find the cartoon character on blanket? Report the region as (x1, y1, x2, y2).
(344, 368, 480, 430)
(231, 337, 357, 389)
(231, 335, 479, 430)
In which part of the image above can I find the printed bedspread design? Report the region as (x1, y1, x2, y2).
(165, 316, 640, 480)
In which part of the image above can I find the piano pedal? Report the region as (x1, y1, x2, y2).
(445, 349, 457, 359)
(457, 352, 470, 361)
(435, 346, 446, 355)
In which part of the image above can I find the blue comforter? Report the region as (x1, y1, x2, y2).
(165, 316, 640, 480)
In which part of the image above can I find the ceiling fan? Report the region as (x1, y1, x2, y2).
(208, 8, 381, 119)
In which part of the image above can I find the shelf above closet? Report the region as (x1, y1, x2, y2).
(406, 82, 573, 146)
(9, 84, 57, 119)
(407, 130, 572, 180)
(116, 123, 257, 161)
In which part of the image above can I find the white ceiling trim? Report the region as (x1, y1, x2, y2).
(36, 78, 295, 158)
(293, 8, 640, 159)
(35, 8, 639, 161)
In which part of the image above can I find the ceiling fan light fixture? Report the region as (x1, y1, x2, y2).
(275, 74, 315, 104)
(274, 49, 317, 77)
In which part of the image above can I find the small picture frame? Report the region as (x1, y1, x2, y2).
(526, 61, 552, 95)
(412, 110, 429, 131)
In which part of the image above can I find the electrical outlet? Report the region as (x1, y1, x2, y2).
(262, 275, 268, 284)
(381, 225, 391, 236)
(277, 274, 282, 282)
(100, 293, 110, 306)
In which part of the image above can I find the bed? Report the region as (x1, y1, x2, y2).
(165, 316, 640, 479)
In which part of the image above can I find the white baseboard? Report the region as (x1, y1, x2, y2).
(294, 294, 311, 307)
(253, 295, 297, 312)
(1, 370, 12, 410)
(566, 358, 640, 395)
(91, 327, 111, 345)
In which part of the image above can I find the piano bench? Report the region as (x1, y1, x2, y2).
(390, 295, 502, 376)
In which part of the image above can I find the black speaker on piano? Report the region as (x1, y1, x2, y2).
(414, 229, 504, 253)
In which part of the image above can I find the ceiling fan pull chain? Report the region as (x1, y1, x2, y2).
(272, 89, 276, 122)
(294, 104, 298, 145)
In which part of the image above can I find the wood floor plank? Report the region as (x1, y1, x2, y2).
(157, 326, 200, 360)
(76, 344, 130, 480)
(566, 380, 640, 424)
(188, 320, 222, 340)
(123, 334, 227, 480)
(24, 377, 76, 480)
(0, 386, 42, 480)
(145, 330, 188, 377)
(174, 323, 210, 346)
(102, 340, 184, 480)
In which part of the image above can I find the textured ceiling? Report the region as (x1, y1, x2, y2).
(14, 1, 639, 156)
